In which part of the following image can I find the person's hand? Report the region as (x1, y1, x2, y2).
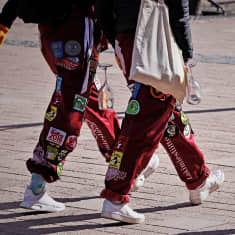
(0, 24, 9, 47)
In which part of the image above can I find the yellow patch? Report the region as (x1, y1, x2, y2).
(45, 106, 57, 121)
(109, 151, 123, 169)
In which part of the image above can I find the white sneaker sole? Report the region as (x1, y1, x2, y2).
(20, 201, 65, 212)
(101, 211, 145, 224)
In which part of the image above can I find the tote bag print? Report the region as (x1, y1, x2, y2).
(129, 0, 187, 103)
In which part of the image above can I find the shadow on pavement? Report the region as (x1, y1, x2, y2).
(0, 107, 234, 131)
(177, 229, 235, 235)
(0, 201, 193, 233)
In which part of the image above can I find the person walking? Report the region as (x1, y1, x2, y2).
(0, 0, 158, 212)
(0, 0, 103, 212)
(95, 0, 225, 223)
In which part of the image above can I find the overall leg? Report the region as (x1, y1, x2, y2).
(85, 35, 121, 162)
(85, 83, 120, 161)
(161, 104, 224, 204)
(21, 9, 95, 211)
(101, 33, 175, 202)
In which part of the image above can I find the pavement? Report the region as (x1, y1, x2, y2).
(0, 1, 235, 234)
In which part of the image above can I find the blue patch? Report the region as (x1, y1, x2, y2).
(56, 76, 62, 93)
(51, 41, 63, 58)
(131, 82, 141, 99)
(66, 57, 80, 64)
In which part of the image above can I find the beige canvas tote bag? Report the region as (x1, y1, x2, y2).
(129, 0, 187, 103)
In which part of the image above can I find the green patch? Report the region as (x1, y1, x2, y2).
(73, 94, 87, 112)
(57, 163, 63, 177)
(180, 111, 188, 125)
(126, 100, 140, 115)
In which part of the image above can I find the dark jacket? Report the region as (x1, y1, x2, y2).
(0, 0, 17, 28)
(0, 0, 94, 27)
(95, 0, 193, 60)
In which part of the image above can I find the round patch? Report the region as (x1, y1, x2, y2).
(183, 124, 191, 138)
(64, 40, 81, 56)
(180, 111, 188, 125)
(126, 100, 140, 115)
(150, 87, 165, 100)
(57, 162, 63, 177)
(164, 124, 179, 138)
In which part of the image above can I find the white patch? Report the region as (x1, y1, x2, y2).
(46, 127, 66, 146)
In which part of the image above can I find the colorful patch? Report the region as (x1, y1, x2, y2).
(184, 124, 191, 138)
(73, 94, 88, 112)
(66, 56, 80, 63)
(64, 40, 81, 56)
(52, 92, 62, 106)
(57, 162, 63, 178)
(56, 58, 79, 70)
(114, 136, 128, 152)
(45, 105, 57, 121)
(51, 41, 63, 58)
(46, 127, 66, 146)
(126, 100, 140, 115)
(109, 151, 123, 169)
(56, 76, 62, 93)
(164, 124, 179, 138)
(45, 144, 59, 161)
(105, 168, 127, 181)
(180, 111, 188, 125)
(57, 149, 69, 162)
(65, 135, 77, 151)
(131, 82, 141, 99)
(150, 87, 165, 100)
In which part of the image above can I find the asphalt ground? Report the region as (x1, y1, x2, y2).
(0, 1, 235, 234)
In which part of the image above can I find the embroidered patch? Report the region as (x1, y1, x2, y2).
(51, 41, 63, 58)
(114, 136, 128, 152)
(52, 92, 62, 106)
(126, 100, 140, 115)
(73, 94, 88, 112)
(180, 111, 189, 125)
(56, 76, 62, 93)
(45, 106, 57, 121)
(66, 56, 80, 63)
(184, 124, 191, 138)
(56, 58, 79, 70)
(164, 124, 179, 138)
(64, 40, 81, 56)
(57, 149, 69, 162)
(57, 162, 63, 177)
(65, 135, 77, 151)
(109, 151, 123, 169)
(46, 127, 66, 146)
(131, 82, 141, 99)
(45, 144, 59, 161)
(105, 168, 127, 181)
(150, 87, 165, 100)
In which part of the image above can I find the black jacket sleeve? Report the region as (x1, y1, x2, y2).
(0, 0, 17, 28)
(94, 0, 116, 48)
(165, 0, 193, 60)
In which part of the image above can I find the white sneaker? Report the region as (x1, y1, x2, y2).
(189, 170, 224, 205)
(20, 186, 65, 212)
(101, 199, 145, 224)
(132, 153, 159, 191)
